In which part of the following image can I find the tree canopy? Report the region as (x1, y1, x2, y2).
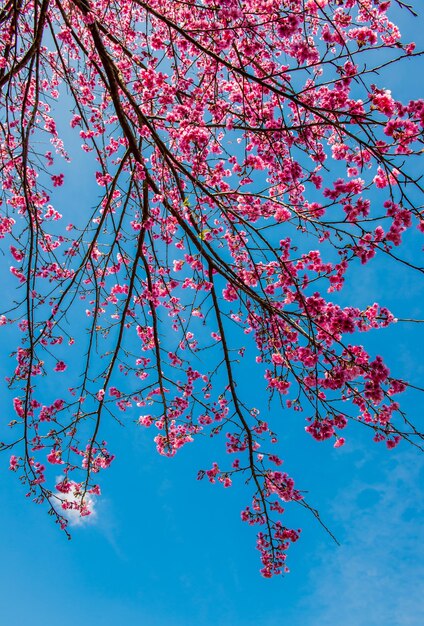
(0, 0, 423, 576)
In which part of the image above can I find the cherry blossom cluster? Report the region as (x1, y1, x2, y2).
(0, 0, 422, 574)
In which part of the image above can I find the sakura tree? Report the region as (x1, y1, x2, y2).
(0, 0, 423, 576)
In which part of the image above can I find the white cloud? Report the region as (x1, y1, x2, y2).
(53, 476, 98, 527)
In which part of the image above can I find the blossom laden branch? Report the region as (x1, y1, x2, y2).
(0, 0, 423, 576)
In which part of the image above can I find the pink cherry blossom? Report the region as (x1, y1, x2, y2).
(0, 0, 422, 577)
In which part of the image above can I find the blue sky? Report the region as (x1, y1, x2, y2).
(1, 410, 423, 625)
(1, 4, 424, 625)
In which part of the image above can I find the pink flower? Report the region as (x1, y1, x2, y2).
(271, 353, 284, 366)
(10, 246, 24, 262)
(47, 450, 63, 464)
(334, 438, 345, 448)
(51, 173, 64, 187)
